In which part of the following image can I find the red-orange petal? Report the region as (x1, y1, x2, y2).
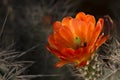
(55, 60, 68, 68)
(88, 18, 104, 47)
(75, 12, 86, 20)
(58, 26, 74, 47)
(48, 35, 57, 49)
(79, 60, 87, 67)
(96, 35, 109, 50)
(86, 14, 96, 23)
(87, 22, 95, 43)
(74, 47, 84, 59)
(53, 31, 68, 50)
(46, 45, 61, 58)
(86, 15, 95, 42)
(62, 17, 76, 36)
(53, 21, 62, 31)
(61, 48, 75, 61)
(62, 16, 72, 26)
(70, 19, 85, 41)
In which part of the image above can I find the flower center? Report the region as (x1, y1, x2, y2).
(74, 37, 81, 49)
(74, 36, 87, 49)
(74, 37, 81, 45)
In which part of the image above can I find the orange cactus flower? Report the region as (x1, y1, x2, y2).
(46, 12, 109, 68)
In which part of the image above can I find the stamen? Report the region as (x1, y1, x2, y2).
(74, 37, 81, 45)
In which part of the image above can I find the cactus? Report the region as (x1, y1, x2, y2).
(0, 48, 34, 80)
(0, 5, 33, 80)
(100, 36, 120, 80)
(67, 35, 120, 80)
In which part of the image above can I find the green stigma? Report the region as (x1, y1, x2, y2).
(74, 37, 81, 45)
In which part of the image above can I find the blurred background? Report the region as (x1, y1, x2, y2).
(0, 0, 119, 80)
